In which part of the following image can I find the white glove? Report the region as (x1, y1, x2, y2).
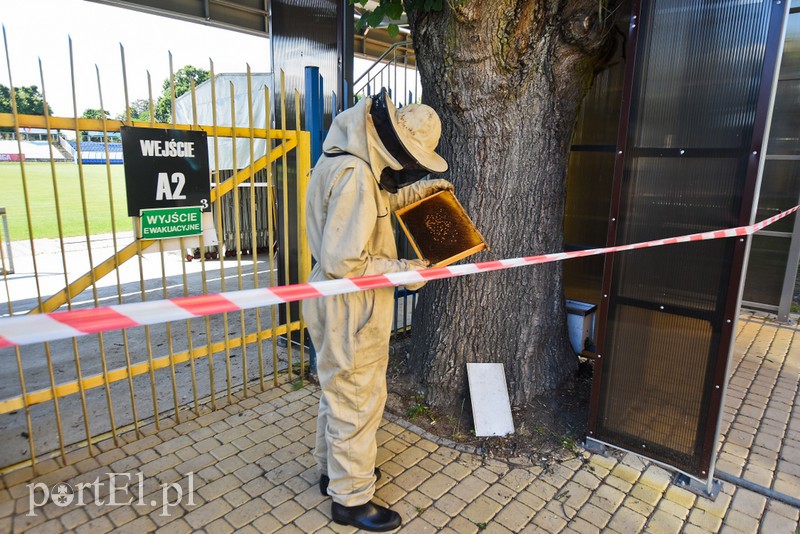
(426, 178, 454, 194)
(403, 258, 430, 291)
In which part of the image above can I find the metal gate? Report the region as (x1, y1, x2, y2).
(0, 31, 311, 473)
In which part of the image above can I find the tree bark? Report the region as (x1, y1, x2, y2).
(406, 1, 616, 408)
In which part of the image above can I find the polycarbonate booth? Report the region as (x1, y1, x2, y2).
(565, 0, 798, 493)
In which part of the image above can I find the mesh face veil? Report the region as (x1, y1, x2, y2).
(376, 167, 430, 194)
(369, 90, 431, 193)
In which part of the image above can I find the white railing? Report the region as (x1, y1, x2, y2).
(354, 40, 420, 107)
(59, 134, 77, 162)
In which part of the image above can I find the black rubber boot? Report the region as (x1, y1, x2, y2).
(319, 467, 382, 496)
(331, 500, 401, 532)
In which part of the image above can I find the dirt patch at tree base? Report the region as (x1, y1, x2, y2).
(385, 335, 595, 466)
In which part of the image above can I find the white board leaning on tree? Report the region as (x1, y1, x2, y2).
(466, 363, 515, 437)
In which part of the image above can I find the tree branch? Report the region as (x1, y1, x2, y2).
(556, 0, 621, 76)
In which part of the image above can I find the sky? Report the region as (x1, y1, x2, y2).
(0, 0, 272, 117)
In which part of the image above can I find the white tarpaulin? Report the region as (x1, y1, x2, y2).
(175, 73, 273, 171)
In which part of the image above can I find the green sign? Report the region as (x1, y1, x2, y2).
(140, 206, 202, 240)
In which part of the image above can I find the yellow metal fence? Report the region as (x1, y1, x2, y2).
(0, 34, 311, 474)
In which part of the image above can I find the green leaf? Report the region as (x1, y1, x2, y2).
(387, 23, 400, 38)
(366, 6, 386, 27)
(386, 2, 404, 19)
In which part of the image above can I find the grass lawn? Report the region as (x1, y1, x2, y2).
(0, 162, 131, 241)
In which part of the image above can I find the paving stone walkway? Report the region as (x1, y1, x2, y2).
(716, 312, 800, 500)
(0, 313, 798, 533)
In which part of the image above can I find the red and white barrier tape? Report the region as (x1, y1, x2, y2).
(1, 205, 797, 349)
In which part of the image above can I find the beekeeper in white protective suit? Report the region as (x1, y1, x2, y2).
(303, 88, 451, 532)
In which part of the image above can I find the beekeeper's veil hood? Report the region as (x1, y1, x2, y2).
(322, 89, 448, 193)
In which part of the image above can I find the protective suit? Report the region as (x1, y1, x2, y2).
(303, 91, 450, 527)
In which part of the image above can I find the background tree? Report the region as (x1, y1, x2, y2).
(116, 98, 151, 122)
(80, 108, 110, 120)
(78, 108, 111, 140)
(0, 84, 53, 116)
(1, 84, 54, 135)
(154, 65, 209, 123)
(357, 0, 620, 409)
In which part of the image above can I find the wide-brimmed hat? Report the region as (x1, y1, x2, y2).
(375, 90, 448, 174)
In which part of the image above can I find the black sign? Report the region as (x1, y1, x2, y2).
(121, 126, 210, 217)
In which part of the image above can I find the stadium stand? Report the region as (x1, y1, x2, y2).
(0, 138, 124, 164)
(66, 140, 124, 164)
(0, 140, 66, 161)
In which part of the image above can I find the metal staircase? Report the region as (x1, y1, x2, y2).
(353, 40, 420, 107)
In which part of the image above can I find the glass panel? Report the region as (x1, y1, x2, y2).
(618, 157, 744, 244)
(780, 11, 800, 80)
(572, 60, 626, 146)
(613, 240, 734, 313)
(633, 1, 771, 149)
(565, 152, 614, 247)
(599, 304, 714, 473)
(754, 159, 800, 233)
(743, 235, 791, 306)
(564, 256, 604, 306)
(766, 80, 800, 155)
(743, 12, 800, 308)
(564, 2, 628, 304)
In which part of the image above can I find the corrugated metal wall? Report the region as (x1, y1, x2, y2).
(269, 0, 345, 335)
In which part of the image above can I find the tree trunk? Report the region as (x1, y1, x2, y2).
(407, 1, 615, 408)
